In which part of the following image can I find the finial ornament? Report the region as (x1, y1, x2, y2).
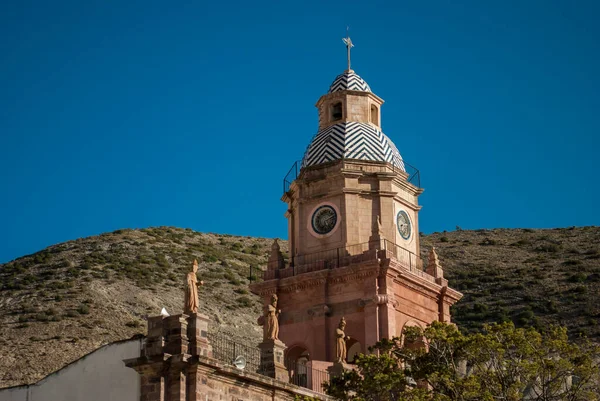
(426, 246, 444, 279)
(342, 27, 354, 72)
(429, 247, 440, 267)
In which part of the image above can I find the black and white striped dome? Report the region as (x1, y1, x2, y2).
(302, 122, 404, 170)
(328, 70, 371, 93)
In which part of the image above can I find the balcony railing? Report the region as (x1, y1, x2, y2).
(207, 332, 261, 373)
(283, 157, 421, 195)
(286, 359, 330, 394)
(263, 239, 432, 282)
(206, 332, 330, 395)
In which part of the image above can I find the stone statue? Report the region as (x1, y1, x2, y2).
(264, 294, 281, 340)
(184, 259, 204, 314)
(335, 317, 350, 363)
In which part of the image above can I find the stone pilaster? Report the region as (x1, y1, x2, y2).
(163, 315, 189, 356)
(360, 298, 379, 350)
(167, 366, 187, 401)
(145, 316, 166, 357)
(140, 369, 165, 401)
(187, 313, 212, 357)
(258, 339, 289, 382)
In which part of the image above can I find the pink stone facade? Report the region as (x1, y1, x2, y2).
(125, 313, 331, 401)
(127, 64, 462, 401)
(256, 75, 463, 367)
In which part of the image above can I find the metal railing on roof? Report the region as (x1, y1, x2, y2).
(283, 157, 420, 195)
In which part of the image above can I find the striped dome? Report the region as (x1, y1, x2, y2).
(328, 70, 371, 93)
(302, 122, 404, 170)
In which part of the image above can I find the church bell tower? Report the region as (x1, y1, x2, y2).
(251, 37, 462, 370)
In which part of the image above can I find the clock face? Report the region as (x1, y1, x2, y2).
(311, 205, 338, 235)
(397, 210, 411, 240)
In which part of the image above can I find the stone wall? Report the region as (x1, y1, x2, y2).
(192, 358, 332, 401)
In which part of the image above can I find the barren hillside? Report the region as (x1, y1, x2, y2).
(0, 226, 598, 387)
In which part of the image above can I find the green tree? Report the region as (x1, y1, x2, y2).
(323, 321, 600, 401)
(323, 337, 429, 401)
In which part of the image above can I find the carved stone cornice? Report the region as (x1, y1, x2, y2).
(441, 286, 463, 303)
(277, 269, 330, 292)
(328, 267, 378, 284)
(249, 282, 278, 297)
(393, 275, 443, 302)
(279, 277, 328, 293)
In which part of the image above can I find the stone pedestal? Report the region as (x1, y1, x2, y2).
(187, 313, 212, 357)
(164, 314, 189, 356)
(327, 361, 350, 378)
(258, 339, 288, 382)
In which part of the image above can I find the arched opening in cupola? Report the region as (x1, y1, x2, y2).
(370, 104, 379, 126)
(331, 102, 343, 121)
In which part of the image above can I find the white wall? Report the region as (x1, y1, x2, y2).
(0, 339, 141, 401)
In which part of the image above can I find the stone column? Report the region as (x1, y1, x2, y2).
(187, 313, 212, 357)
(258, 339, 289, 382)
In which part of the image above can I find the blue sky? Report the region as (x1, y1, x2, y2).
(1, 0, 599, 263)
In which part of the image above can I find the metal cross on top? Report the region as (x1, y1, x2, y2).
(342, 28, 354, 71)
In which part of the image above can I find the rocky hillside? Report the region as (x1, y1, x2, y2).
(421, 227, 600, 338)
(0, 227, 284, 388)
(1, 226, 599, 388)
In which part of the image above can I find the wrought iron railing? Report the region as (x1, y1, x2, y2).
(205, 333, 331, 395)
(283, 160, 302, 194)
(286, 359, 330, 394)
(207, 332, 261, 373)
(263, 239, 427, 281)
(283, 157, 420, 195)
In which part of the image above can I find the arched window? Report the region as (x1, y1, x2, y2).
(347, 339, 362, 363)
(370, 104, 379, 126)
(331, 102, 343, 121)
(286, 345, 310, 388)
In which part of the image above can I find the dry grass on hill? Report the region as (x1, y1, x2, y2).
(421, 226, 600, 338)
(0, 226, 598, 387)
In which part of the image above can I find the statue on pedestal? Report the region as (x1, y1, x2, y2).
(184, 259, 204, 314)
(264, 294, 281, 340)
(335, 317, 350, 363)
